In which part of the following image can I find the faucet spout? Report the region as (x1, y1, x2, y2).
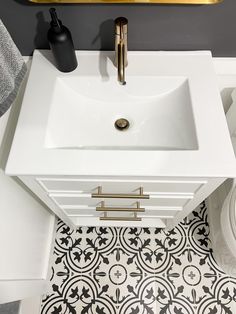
(118, 41, 125, 85)
(115, 17, 128, 85)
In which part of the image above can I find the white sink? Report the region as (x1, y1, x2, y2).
(6, 50, 236, 177)
(45, 76, 198, 150)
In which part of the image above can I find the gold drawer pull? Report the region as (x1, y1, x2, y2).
(96, 201, 145, 212)
(92, 186, 149, 199)
(100, 212, 141, 222)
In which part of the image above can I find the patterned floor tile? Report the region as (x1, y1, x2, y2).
(194, 276, 236, 314)
(54, 222, 119, 274)
(117, 275, 157, 314)
(225, 278, 236, 313)
(119, 227, 156, 274)
(153, 224, 188, 275)
(42, 273, 118, 314)
(186, 202, 227, 277)
(41, 202, 236, 314)
(154, 276, 195, 314)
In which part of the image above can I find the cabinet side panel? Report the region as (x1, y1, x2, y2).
(167, 178, 226, 228)
(0, 171, 55, 280)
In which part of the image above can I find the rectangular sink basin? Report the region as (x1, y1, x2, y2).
(6, 50, 236, 177)
(45, 76, 198, 150)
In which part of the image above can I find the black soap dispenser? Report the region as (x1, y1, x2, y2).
(48, 8, 78, 72)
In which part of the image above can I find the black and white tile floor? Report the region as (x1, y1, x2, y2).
(41, 201, 236, 314)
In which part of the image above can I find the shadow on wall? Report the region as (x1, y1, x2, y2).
(92, 19, 115, 80)
(13, 0, 51, 53)
(34, 11, 50, 49)
(92, 19, 114, 51)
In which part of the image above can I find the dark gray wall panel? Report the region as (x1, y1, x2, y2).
(0, 0, 235, 56)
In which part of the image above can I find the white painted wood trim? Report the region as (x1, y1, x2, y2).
(0, 215, 56, 304)
(19, 297, 42, 314)
(0, 280, 47, 305)
(42, 215, 57, 279)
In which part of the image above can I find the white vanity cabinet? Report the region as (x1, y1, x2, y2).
(19, 175, 225, 229)
(6, 51, 236, 230)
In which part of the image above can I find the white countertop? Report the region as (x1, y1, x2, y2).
(5, 51, 236, 178)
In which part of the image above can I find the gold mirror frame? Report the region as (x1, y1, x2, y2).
(29, 0, 223, 4)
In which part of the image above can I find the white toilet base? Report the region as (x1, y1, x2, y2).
(208, 179, 236, 277)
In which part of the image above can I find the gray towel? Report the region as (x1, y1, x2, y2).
(0, 19, 27, 117)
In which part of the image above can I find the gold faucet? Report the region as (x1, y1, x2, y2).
(115, 17, 128, 85)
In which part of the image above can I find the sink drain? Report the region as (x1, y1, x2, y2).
(114, 118, 130, 131)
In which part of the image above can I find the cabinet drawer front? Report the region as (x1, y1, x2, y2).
(64, 206, 181, 218)
(70, 216, 167, 228)
(37, 178, 205, 194)
(50, 193, 192, 208)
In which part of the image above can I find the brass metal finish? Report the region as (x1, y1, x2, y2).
(29, 0, 223, 4)
(115, 17, 128, 85)
(92, 186, 150, 199)
(100, 212, 141, 222)
(115, 17, 128, 36)
(96, 201, 145, 212)
(98, 201, 144, 221)
(114, 118, 130, 131)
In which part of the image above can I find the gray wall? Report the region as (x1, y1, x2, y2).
(0, 0, 236, 56)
